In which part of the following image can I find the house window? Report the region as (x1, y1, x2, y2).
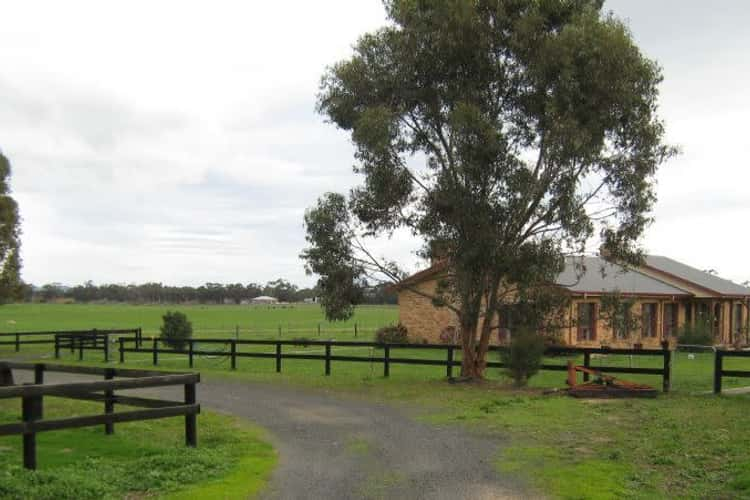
(663, 303, 678, 337)
(641, 303, 657, 338)
(714, 303, 722, 337)
(697, 303, 710, 322)
(577, 303, 597, 341)
(734, 304, 744, 337)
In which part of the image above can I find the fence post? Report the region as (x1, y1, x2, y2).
(446, 346, 454, 378)
(583, 352, 591, 382)
(70, 334, 75, 354)
(153, 338, 158, 366)
(15, 333, 19, 352)
(119, 337, 125, 363)
(33, 364, 44, 385)
(714, 350, 723, 394)
(22, 393, 42, 470)
(54, 336, 60, 359)
(318, 323, 321, 337)
(184, 382, 197, 447)
(137, 327, 142, 348)
(231, 340, 237, 370)
(278, 325, 281, 338)
(78, 336, 84, 361)
(325, 342, 331, 376)
(189, 340, 194, 368)
(662, 346, 672, 393)
(275, 343, 282, 373)
(354, 323, 358, 338)
(104, 334, 110, 363)
(104, 368, 115, 435)
(384, 345, 390, 377)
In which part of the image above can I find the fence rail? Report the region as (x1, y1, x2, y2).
(0, 361, 199, 470)
(713, 350, 750, 394)
(111, 337, 673, 392)
(0, 328, 143, 354)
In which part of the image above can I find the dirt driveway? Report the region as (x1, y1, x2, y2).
(14, 371, 530, 499)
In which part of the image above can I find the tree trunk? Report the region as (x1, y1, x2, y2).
(460, 324, 485, 379)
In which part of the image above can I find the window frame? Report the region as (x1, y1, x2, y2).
(576, 302, 597, 342)
(641, 303, 658, 338)
(663, 303, 678, 338)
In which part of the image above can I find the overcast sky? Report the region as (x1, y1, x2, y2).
(1, 1, 748, 287)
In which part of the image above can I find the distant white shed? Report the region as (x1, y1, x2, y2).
(251, 295, 278, 305)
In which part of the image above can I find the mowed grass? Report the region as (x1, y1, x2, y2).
(0, 303, 398, 339)
(4, 303, 750, 498)
(0, 397, 276, 500)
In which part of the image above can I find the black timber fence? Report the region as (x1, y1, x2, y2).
(0, 328, 144, 355)
(111, 337, 673, 392)
(0, 361, 200, 470)
(713, 350, 750, 394)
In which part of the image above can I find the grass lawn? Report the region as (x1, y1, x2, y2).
(4, 303, 750, 498)
(24, 344, 750, 499)
(0, 397, 276, 500)
(0, 303, 398, 339)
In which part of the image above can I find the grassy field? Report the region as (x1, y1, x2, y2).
(0, 303, 398, 339)
(0, 397, 276, 500)
(4, 303, 750, 498)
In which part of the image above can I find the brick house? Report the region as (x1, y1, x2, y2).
(395, 255, 750, 348)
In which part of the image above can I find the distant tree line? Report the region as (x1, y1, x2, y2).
(21, 278, 397, 306)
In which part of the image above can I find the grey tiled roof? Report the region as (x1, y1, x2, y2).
(555, 256, 690, 295)
(644, 255, 750, 296)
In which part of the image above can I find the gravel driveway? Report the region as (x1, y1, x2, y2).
(13, 371, 530, 499)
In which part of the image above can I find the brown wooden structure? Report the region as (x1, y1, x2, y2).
(0, 361, 199, 470)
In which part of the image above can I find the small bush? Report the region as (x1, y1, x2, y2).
(375, 324, 408, 344)
(160, 311, 193, 350)
(501, 329, 545, 387)
(676, 319, 714, 346)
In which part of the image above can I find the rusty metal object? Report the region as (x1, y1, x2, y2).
(565, 360, 657, 398)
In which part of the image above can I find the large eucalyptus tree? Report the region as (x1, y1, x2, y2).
(302, 0, 675, 378)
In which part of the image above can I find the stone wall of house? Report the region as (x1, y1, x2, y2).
(398, 278, 459, 343)
(398, 277, 748, 347)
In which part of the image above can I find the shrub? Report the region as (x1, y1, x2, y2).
(676, 319, 714, 346)
(501, 329, 545, 387)
(160, 311, 193, 350)
(375, 324, 408, 344)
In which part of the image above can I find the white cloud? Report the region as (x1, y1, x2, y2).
(2, 0, 749, 287)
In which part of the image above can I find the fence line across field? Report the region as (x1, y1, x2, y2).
(97, 336, 674, 392)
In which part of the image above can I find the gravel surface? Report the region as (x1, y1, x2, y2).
(13, 370, 531, 499)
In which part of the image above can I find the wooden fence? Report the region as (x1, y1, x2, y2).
(0, 362, 199, 470)
(0, 328, 143, 354)
(112, 337, 673, 392)
(713, 349, 750, 394)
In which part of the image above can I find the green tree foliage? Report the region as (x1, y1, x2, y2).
(303, 0, 675, 377)
(501, 329, 546, 387)
(599, 290, 639, 340)
(676, 318, 714, 347)
(160, 311, 193, 350)
(0, 151, 21, 303)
